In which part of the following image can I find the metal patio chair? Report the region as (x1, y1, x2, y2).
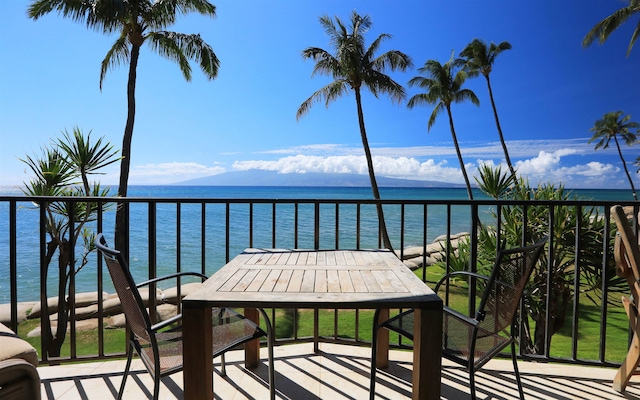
(370, 236, 547, 400)
(95, 233, 275, 400)
(611, 205, 640, 393)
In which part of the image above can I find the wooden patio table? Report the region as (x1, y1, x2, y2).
(182, 248, 443, 400)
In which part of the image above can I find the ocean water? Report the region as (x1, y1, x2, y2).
(0, 185, 635, 303)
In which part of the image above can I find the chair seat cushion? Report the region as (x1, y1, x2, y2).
(0, 323, 38, 367)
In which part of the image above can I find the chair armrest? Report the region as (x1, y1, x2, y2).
(435, 271, 491, 293)
(444, 305, 479, 327)
(150, 313, 183, 332)
(136, 271, 208, 288)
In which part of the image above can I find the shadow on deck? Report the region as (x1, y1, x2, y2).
(37, 343, 640, 399)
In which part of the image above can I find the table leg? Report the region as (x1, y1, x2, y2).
(413, 307, 442, 400)
(245, 308, 260, 368)
(375, 308, 389, 369)
(183, 304, 213, 400)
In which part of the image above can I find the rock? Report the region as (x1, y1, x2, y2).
(0, 302, 36, 325)
(398, 233, 469, 269)
(28, 291, 110, 319)
(27, 297, 59, 319)
(161, 282, 202, 304)
(26, 318, 102, 337)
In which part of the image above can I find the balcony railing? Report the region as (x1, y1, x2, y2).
(1, 195, 638, 368)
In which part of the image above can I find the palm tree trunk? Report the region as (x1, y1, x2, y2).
(614, 136, 638, 200)
(354, 89, 394, 252)
(446, 106, 474, 200)
(115, 44, 141, 256)
(485, 75, 516, 178)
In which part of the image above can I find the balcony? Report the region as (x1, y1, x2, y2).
(36, 343, 640, 399)
(1, 194, 639, 399)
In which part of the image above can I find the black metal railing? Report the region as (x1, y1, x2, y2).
(0, 195, 638, 368)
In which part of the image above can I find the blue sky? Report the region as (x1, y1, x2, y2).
(1, 0, 639, 189)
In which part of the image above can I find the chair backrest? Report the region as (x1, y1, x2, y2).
(611, 205, 640, 301)
(612, 205, 640, 281)
(95, 233, 152, 343)
(476, 236, 547, 335)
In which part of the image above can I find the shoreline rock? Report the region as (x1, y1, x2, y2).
(398, 232, 469, 270)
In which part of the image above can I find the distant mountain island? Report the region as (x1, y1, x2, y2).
(175, 170, 467, 188)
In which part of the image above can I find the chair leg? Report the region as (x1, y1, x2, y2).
(469, 368, 476, 400)
(369, 309, 381, 400)
(259, 308, 276, 400)
(153, 375, 160, 400)
(511, 341, 525, 400)
(220, 353, 227, 376)
(117, 347, 133, 400)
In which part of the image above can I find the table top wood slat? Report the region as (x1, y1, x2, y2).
(315, 270, 328, 293)
(350, 270, 368, 293)
(232, 269, 260, 292)
(338, 270, 354, 293)
(288, 269, 305, 292)
(185, 249, 441, 309)
(273, 269, 293, 292)
(246, 269, 271, 292)
(260, 269, 282, 292)
(300, 270, 315, 292)
(327, 270, 341, 293)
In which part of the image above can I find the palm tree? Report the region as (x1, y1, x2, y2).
(407, 53, 479, 199)
(460, 39, 515, 178)
(583, 0, 640, 56)
(589, 111, 639, 200)
(28, 0, 219, 255)
(296, 11, 412, 251)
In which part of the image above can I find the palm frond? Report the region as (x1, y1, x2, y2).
(100, 34, 129, 90)
(583, 0, 640, 56)
(296, 80, 349, 120)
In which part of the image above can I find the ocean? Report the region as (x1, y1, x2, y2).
(0, 185, 635, 303)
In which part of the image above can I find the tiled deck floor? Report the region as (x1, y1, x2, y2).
(37, 343, 640, 399)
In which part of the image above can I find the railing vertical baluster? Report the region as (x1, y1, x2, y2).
(272, 203, 277, 248)
(39, 201, 49, 363)
(294, 202, 299, 248)
(9, 199, 17, 331)
(68, 200, 77, 359)
(544, 205, 555, 357)
(249, 202, 254, 248)
(600, 205, 612, 363)
(97, 201, 104, 357)
(226, 202, 231, 262)
(201, 203, 206, 273)
(468, 204, 479, 315)
(400, 204, 405, 260)
(314, 202, 320, 250)
(335, 203, 339, 249)
(422, 203, 427, 282)
(356, 204, 361, 250)
(148, 202, 157, 325)
(177, 203, 182, 313)
(571, 204, 582, 360)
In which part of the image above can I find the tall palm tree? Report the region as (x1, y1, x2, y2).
(296, 11, 412, 251)
(589, 111, 639, 200)
(583, 0, 640, 56)
(407, 54, 479, 199)
(28, 0, 219, 255)
(460, 39, 515, 178)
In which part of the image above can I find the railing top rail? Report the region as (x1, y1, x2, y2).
(1, 195, 638, 207)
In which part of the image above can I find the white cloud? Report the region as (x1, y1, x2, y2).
(230, 149, 634, 189)
(125, 162, 226, 184)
